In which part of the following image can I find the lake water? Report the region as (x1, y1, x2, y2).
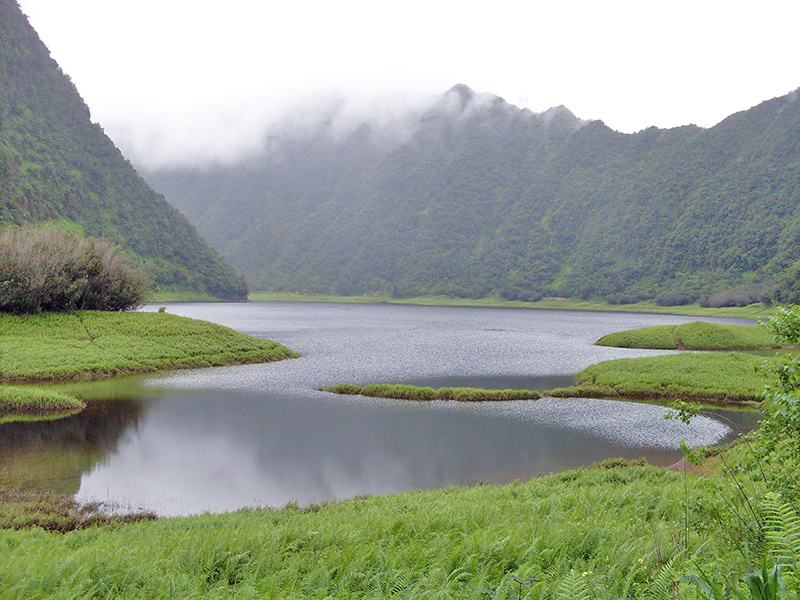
(0, 302, 759, 516)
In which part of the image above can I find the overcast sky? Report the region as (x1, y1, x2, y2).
(16, 0, 800, 167)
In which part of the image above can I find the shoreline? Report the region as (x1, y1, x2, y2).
(244, 291, 773, 320)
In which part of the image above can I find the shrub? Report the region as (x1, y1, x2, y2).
(0, 224, 150, 314)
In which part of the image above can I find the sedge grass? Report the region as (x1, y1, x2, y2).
(323, 383, 541, 402)
(596, 321, 777, 350)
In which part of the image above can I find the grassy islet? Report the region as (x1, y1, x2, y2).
(595, 320, 777, 350)
(323, 383, 541, 402)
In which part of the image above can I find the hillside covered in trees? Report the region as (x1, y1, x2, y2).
(145, 84, 800, 306)
(0, 0, 247, 300)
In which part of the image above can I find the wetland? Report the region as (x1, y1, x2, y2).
(0, 302, 760, 516)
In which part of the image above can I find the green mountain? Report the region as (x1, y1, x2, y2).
(0, 0, 247, 300)
(144, 83, 800, 307)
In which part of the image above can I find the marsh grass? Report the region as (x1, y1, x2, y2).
(0, 487, 155, 533)
(323, 383, 541, 402)
(596, 321, 778, 351)
(548, 352, 770, 405)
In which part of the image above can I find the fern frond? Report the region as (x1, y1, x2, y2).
(761, 491, 800, 592)
(645, 556, 678, 600)
(555, 570, 592, 600)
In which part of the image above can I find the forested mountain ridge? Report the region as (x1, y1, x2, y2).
(0, 0, 248, 300)
(145, 82, 800, 305)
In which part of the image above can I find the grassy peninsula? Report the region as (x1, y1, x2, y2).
(0, 310, 297, 417)
(595, 321, 778, 350)
(548, 352, 769, 405)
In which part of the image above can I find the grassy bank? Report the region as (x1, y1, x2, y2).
(0, 386, 85, 422)
(323, 383, 541, 402)
(596, 321, 777, 350)
(249, 291, 773, 319)
(0, 451, 764, 599)
(549, 351, 770, 405)
(0, 311, 298, 416)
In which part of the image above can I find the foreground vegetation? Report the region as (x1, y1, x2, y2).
(324, 383, 541, 402)
(0, 310, 297, 416)
(0, 452, 772, 599)
(596, 321, 778, 350)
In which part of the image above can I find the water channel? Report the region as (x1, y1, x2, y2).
(0, 302, 760, 516)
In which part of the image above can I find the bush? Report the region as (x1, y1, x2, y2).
(0, 224, 150, 314)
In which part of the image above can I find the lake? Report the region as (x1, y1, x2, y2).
(0, 302, 759, 516)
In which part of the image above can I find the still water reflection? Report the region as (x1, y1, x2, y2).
(0, 302, 760, 516)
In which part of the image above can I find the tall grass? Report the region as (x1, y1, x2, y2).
(0, 224, 149, 314)
(596, 321, 778, 351)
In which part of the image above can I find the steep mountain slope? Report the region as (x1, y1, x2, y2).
(145, 82, 800, 305)
(0, 0, 247, 299)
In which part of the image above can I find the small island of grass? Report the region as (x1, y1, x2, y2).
(595, 320, 777, 350)
(322, 383, 541, 402)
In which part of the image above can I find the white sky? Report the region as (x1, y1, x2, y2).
(16, 0, 800, 167)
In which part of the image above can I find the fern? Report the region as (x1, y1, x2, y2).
(761, 491, 800, 593)
(554, 570, 592, 600)
(644, 557, 678, 600)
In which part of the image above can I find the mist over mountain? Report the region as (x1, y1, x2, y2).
(141, 83, 800, 306)
(0, 0, 247, 300)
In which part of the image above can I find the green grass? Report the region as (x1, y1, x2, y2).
(323, 383, 541, 402)
(249, 291, 774, 319)
(549, 351, 770, 405)
(0, 385, 85, 420)
(0, 311, 298, 417)
(0, 452, 766, 599)
(0, 311, 298, 383)
(596, 321, 778, 350)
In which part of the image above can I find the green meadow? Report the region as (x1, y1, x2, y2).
(0, 311, 298, 416)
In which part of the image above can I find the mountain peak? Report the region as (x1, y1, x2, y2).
(446, 84, 476, 102)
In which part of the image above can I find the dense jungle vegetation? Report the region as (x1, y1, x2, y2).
(0, 0, 247, 299)
(147, 84, 800, 306)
